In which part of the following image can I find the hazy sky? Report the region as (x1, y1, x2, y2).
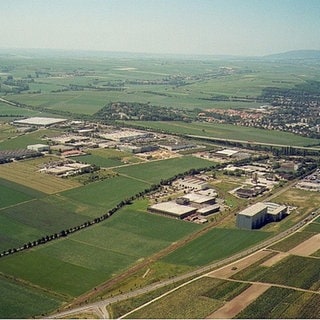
(1, 0, 320, 56)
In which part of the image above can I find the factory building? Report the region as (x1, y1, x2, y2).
(197, 204, 220, 216)
(236, 202, 268, 229)
(148, 201, 197, 219)
(176, 176, 210, 191)
(177, 193, 216, 208)
(236, 202, 288, 229)
(13, 117, 67, 127)
(27, 144, 49, 153)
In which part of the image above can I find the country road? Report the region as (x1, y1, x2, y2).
(49, 211, 319, 319)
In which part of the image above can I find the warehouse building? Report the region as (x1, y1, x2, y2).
(177, 193, 216, 208)
(236, 202, 288, 229)
(197, 204, 220, 216)
(27, 144, 49, 153)
(236, 202, 268, 229)
(148, 201, 197, 219)
(175, 176, 210, 191)
(13, 117, 67, 127)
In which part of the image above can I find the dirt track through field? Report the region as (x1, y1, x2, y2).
(289, 233, 320, 256)
(206, 283, 270, 319)
(207, 250, 271, 279)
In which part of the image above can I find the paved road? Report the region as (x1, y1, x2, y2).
(49, 211, 319, 319)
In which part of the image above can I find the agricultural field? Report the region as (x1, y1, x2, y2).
(232, 255, 320, 291)
(0, 127, 61, 150)
(237, 286, 320, 319)
(0, 203, 200, 300)
(162, 228, 272, 267)
(126, 277, 249, 319)
(114, 156, 214, 184)
(0, 160, 80, 193)
(72, 148, 141, 168)
(126, 121, 320, 147)
(0, 276, 63, 319)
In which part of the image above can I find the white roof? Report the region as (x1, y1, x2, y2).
(182, 193, 215, 204)
(238, 202, 267, 217)
(197, 204, 220, 214)
(150, 201, 196, 216)
(14, 117, 67, 126)
(216, 149, 239, 156)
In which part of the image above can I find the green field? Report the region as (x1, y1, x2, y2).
(0, 128, 60, 150)
(237, 287, 320, 319)
(232, 255, 320, 291)
(0, 276, 63, 319)
(163, 228, 272, 266)
(127, 277, 249, 319)
(115, 156, 214, 184)
(126, 121, 320, 147)
(0, 203, 200, 299)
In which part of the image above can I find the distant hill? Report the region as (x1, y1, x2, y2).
(263, 50, 320, 60)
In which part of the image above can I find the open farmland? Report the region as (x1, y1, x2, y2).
(126, 277, 249, 319)
(0, 276, 63, 319)
(0, 160, 80, 193)
(0, 204, 200, 299)
(0, 178, 42, 209)
(237, 287, 320, 319)
(115, 156, 214, 184)
(126, 121, 320, 147)
(163, 228, 272, 267)
(0, 128, 61, 150)
(232, 255, 320, 291)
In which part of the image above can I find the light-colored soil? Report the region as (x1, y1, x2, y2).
(289, 233, 320, 256)
(207, 250, 271, 279)
(261, 251, 289, 267)
(206, 283, 271, 319)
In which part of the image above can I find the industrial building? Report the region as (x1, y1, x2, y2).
(27, 144, 49, 153)
(99, 130, 154, 142)
(13, 117, 67, 127)
(177, 193, 216, 208)
(118, 144, 159, 154)
(175, 176, 210, 190)
(148, 201, 197, 219)
(236, 202, 268, 229)
(159, 141, 197, 151)
(197, 204, 220, 216)
(236, 202, 287, 229)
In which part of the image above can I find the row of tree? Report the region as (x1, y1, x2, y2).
(0, 165, 218, 259)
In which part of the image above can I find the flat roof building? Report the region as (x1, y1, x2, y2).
(236, 202, 287, 229)
(148, 201, 197, 219)
(197, 204, 220, 216)
(236, 202, 268, 229)
(27, 144, 49, 152)
(179, 193, 216, 208)
(13, 117, 67, 127)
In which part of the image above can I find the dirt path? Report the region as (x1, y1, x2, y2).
(207, 250, 271, 279)
(289, 233, 320, 256)
(206, 283, 270, 319)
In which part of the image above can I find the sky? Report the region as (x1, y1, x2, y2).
(1, 0, 320, 56)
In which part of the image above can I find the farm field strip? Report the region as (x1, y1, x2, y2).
(0, 162, 80, 193)
(127, 121, 319, 146)
(207, 283, 271, 319)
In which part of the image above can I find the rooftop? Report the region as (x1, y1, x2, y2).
(13, 117, 67, 126)
(182, 193, 215, 204)
(149, 201, 197, 216)
(238, 202, 267, 217)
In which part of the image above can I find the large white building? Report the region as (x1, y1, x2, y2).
(148, 201, 197, 219)
(236, 202, 287, 229)
(13, 117, 67, 127)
